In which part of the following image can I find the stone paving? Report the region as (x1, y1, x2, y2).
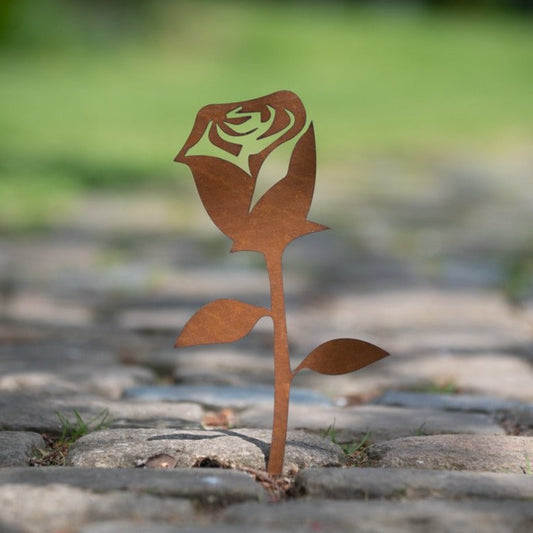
(1, 154, 533, 532)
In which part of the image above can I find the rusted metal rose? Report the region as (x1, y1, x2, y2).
(175, 90, 327, 254)
(174, 91, 389, 475)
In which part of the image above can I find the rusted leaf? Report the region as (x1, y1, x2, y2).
(184, 156, 255, 241)
(175, 299, 270, 348)
(294, 338, 389, 376)
(251, 123, 317, 220)
(231, 124, 328, 253)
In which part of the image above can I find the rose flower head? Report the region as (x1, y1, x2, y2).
(175, 90, 327, 255)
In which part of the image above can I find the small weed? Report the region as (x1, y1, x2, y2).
(524, 455, 532, 475)
(503, 252, 533, 306)
(324, 421, 371, 459)
(422, 380, 459, 395)
(324, 421, 339, 442)
(342, 432, 371, 456)
(56, 409, 111, 444)
(413, 422, 428, 436)
(31, 409, 111, 467)
(324, 421, 346, 450)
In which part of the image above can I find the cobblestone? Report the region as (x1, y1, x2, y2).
(221, 499, 533, 533)
(0, 484, 195, 533)
(65, 428, 346, 472)
(0, 467, 267, 505)
(366, 434, 533, 473)
(0, 432, 45, 467)
(237, 404, 505, 442)
(1, 180, 532, 531)
(294, 467, 533, 500)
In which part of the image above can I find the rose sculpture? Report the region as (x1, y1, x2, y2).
(175, 90, 388, 475)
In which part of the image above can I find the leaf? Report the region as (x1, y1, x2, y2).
(250, 123, 317, 224)
(184, 156, 255, 241)
(175, 299, 270, 348)
(231, 123, 328, 253)
(294, 338, 389, 376)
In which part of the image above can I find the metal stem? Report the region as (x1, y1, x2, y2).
(265, 251, 293, 475)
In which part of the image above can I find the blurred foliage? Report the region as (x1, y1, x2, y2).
(0, 0, 532, 230)
(1, 0, 531, 49)
(504, 249, 533, 304)
(0, 0, 154, 48)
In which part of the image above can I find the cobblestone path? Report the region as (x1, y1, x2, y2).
(1, 154, 532, 532)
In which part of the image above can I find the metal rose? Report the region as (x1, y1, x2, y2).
(174, 91, 390, 475)
(175, 90, 327, 255)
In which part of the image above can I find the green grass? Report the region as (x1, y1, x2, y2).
(1, 2, 532, 230)
(324, 421, 371, 456)
(31, 409, 111, 466)
(413, 422, 428, 436)
(422, 380, 460, 394)
(56, 409, 111, 444)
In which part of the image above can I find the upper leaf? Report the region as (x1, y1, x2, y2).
(230, 124, 328, 254)
(184, 156, 255, 241)
(175, 299, 270, 348)
(294, 338, 389, 375)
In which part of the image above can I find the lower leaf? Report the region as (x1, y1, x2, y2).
(294, 338, 389, 375)
(175, 299, 270, 348)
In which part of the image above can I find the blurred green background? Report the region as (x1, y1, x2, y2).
(1, 0, 532, 232)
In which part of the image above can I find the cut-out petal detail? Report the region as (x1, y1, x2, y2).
(175, 299, 270, 348)
(294, 338, 389, 375)
(176, 91, 306, 180)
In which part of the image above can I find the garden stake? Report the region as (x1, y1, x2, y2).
(174, 90, 389, 475)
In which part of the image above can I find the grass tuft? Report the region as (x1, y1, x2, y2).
(31, 409, 111, 467)
(324, 421, 372, 462)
